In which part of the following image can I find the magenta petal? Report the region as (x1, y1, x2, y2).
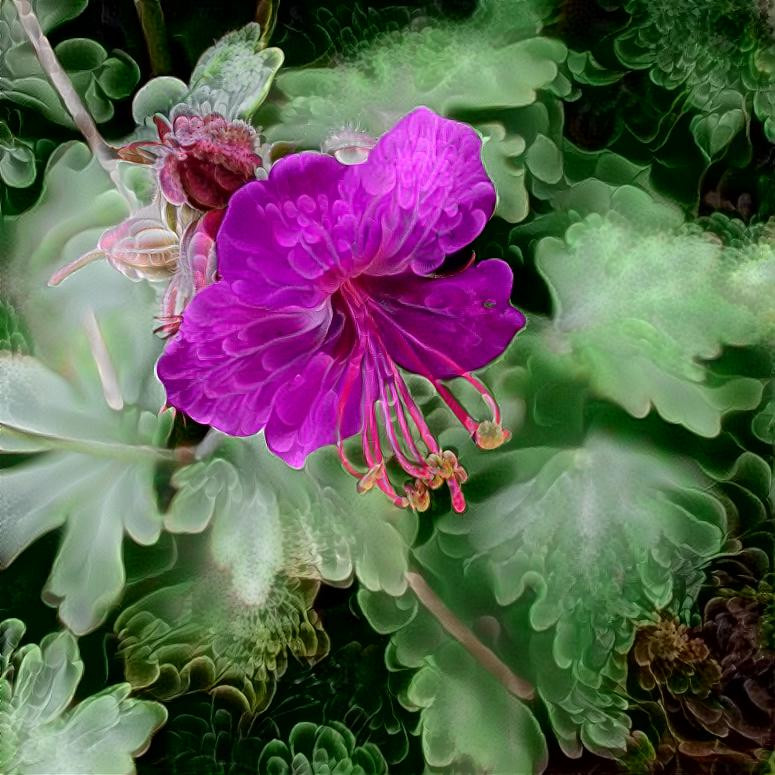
(361, 259, 525, 378)
(157, 281, 335, 436)
(342, 106, 496, 277)
(216, 152, 354, 309)
(157, 281, 366, 460)
(263, 345, 365, 468)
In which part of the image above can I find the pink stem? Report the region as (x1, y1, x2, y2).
(405, 571, 535, 701)
(48, 250, 104, 287)
(11, 0, 131, 202)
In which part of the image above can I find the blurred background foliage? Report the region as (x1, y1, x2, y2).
(0, 0, 773, 773)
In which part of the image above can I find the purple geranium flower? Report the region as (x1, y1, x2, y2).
(157, 107, 525, 512)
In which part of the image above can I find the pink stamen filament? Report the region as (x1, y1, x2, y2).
(370, 341, 466, 511)
(336, 351, 365, 478)
(362, 366, 406, 507)
(386, 357, 440, 455)
(386, 381, 427, 469)
(430, 379, 479, 435)
(367, 302, 504, 430)
(369, 340, 431, 475)
(336, 279, 491, 512)
(378, 377, 429, 480)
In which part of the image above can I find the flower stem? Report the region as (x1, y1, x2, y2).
(405, 570, 535, 701)
(0, 424, 181, 464)
(134, 0, 173, 75)
(194, 427, 225, 460)
(10, 0, 129, 199)
(255, 0, 278, 45)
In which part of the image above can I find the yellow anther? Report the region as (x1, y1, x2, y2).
(475, 420, 511, 450)
(426, 450, 468, 488)
(404, 480, 430, 512)
(357, 462, 384, 494)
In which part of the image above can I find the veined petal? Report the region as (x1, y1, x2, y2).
(157, 282, 334, 435)
(157, 284, 365, 454)
(361, 259, 525, 378)
(216, 152, 354, 309)
(156, 107, 525, 505)
(263, 339, 366, 468)
(343, 106, 496, 277)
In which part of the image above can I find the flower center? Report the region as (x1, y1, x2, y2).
(333, 279, 510, 513)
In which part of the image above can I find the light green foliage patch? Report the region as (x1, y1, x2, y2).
(533, 202, 770, 436)
(0, 354, 172, 634)
(258, 722, 388, 775)
(0, 120, 34, 189)
(361, 426, 726, 762)
(612, 0, 775, 151)
(0, 142, 172, 634)
(260, 0, 569, 221)
(0, 618, 165, 774)
(114, 434, 416, 713)
(132, 22, 284, 124)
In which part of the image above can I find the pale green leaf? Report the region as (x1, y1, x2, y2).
(534, 211, 768, 435)
(406, 642, 547, 774)
(187, 22, 284, 120)
(259, 0, 566, 222)
(0, 619, 165, 775)
(0, 355, 171, 634)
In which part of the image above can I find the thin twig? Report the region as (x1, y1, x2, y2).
(405, 570, 536, 701)
(255, 0, 278, 46)
(0, 424, 181, 463)
(194, 427, 225, 460)
(134, 0, 172, 75)
(10, 0, 130, 200)
(83, 309, 125, 412)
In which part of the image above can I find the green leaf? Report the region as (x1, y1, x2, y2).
(752, 397, 775, 444)
(360, 422, 728, 763)
(603, 0, 772, 156)
(0, 141, 174, 634)
(131, 75, 188, 124)
(114, 428, 420, 713)
(406, 641, 547, 774)
(690, 94, 746, 159)
(26, 0, 88, 34)
(187, 22, 284, 120)
(0, 355, 172, 634)
(259, 0, 566, 222)
(0, 121, 35, 189)
(0, 618, 165, 774)
(54, 38, 107, 72)
(533, 208, 768, 436)
(525, 133, 563, 184)
(257, 722, 388, 775)
(115, 436, 329, 711)
(0, 301, 31, 354)
(2, 141, 162, 400)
